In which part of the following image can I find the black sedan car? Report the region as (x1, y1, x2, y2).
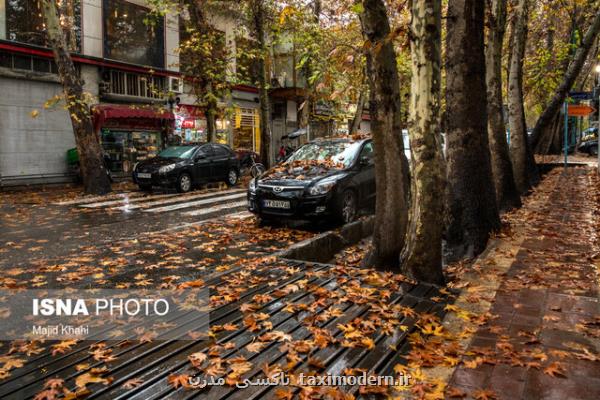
(247, 137, 375, 224)
(133, 144, 240, 192)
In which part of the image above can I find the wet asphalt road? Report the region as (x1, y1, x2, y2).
(0, 184, 328, 287)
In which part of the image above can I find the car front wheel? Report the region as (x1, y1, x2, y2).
(335, 190, 358, 225)
(225, 169, 238, 186)
(590, 145, 598, 156)
(177, 173, 192, 193)
(139, 185, 152, 192)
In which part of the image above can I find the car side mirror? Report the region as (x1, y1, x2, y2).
(360, 156, 372, 166)
(195, 153, 206, 161)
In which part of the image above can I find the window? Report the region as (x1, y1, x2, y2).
(5, 0, 81, 51)
(0, 51, 58, 74)
(212, 144, 230, 157)
(103, 0, 164, 68)
(103, 69, 165, 99)
(178, 17, 226, 76)
(236, 37, 260, 86)
(359, 142, 374, 164)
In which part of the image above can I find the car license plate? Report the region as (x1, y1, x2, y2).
(263, 200, 290, 209)
(137, 173, 151, 179)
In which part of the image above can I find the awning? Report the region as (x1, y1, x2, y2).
(93, 104, 175, 132)
(93, 104, 175, 120)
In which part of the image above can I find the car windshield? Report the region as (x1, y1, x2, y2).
(158, 146, 197, 159)
(285, 141, 362, 168)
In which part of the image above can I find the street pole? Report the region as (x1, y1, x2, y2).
(564, 101, 569, 168)
(596, 64, 600, 173)
(597, 93, 600, 173)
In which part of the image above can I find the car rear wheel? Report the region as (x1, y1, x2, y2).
(335, 190, 358, 225)
(177, 173, 192, 193)
(225, 169, 238, 186)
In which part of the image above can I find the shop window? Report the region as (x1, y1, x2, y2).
(103, 0, 164, 68)
(101, 129, 162, 173)
(5, 0, 81, 51)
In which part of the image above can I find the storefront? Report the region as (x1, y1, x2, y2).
(174, 104, 230, 145)
(233, 107, 260, 152)
(93, 104, 174, 176)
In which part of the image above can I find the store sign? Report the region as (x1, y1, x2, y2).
(182, 119, 195, 129)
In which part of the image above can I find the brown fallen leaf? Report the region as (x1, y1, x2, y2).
(167, 374, 191, 389)
(543, 362, 567, 378)
(123, 378, 144, 389)
(473, 389, 498, 400)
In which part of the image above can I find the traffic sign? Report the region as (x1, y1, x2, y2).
(567, 104, 596, 116)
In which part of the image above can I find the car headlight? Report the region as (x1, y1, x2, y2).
(309, 179, 338, 196)
(158, 164, 176, 174)
(249, 179, 257, 193)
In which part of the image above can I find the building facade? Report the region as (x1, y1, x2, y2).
(0, 0, 364, 186)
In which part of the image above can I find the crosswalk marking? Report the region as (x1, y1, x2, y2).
(112, 189, 245, 211)
(80, 192, 180, 208)
(53, 192, 143, 206)
(181, 200, 247, 217)
(144, 193, 247, 213)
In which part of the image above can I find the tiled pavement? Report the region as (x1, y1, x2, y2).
(448, 167, 600, 400)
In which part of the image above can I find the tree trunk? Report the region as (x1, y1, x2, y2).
(531, 11, 600, 153)
(349, 85, 366, 135)
(41, 0, 111, 195)
(205, 82, 217, 142)
(445, 0, 500, 259)
(399, 0, 445, 285)
(250, 0, 272, 168)
(184, 0, 220, 144)
(508, 0, 535, 194)
(485, 0, 521, 211)
(359, 0, 411, 270)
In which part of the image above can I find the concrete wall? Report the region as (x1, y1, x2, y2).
(82, 0, 103, 57)
(0, 77, 76, 185)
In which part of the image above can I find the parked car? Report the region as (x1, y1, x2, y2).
(579, 138, 598, 155)
(133, 144, 240, 192)
(578, 128, 598, 156)
(247, 137, 375, 224)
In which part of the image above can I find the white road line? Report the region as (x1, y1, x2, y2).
(113, 189, 245, 211)
(181, 200, 247, 216)
(137, 211, 253, 235)
(144, 193, 247, 213)
(80, 192, 181, 208)
(53, 192, 142, 206)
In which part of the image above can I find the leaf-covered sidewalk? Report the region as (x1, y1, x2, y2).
(441, 166, 600, 400)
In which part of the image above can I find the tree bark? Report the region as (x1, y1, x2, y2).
(445, 0, 501, 259)
(531, 11, 600, 153)
(349, 84, 366, 135)
(41, 0, 111, 195)
(399, 0, 445, 285)
(485, 0, 521, 211)
(359, 0, 411, 270)
(508, 0, 535, 194)
(250, 0, 272, 168)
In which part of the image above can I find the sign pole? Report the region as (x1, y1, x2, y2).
(564, 101, 569, 168)
(597, 94, 600, 173)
